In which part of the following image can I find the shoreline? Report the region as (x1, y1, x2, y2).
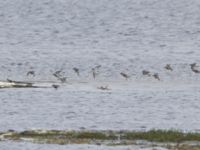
(1, 129, 200, 149)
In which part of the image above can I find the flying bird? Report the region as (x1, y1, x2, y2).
(91, 65, 102, 79)
(53, 70, 67, 83)
(53, 70, 62, 78)
(91, 68, 97, 79)
(27, 71, 35, 77)
(59, 77, 67, 83)
(142, 70, 151, 76)
(52, 84, 59, 89)
(190, 63, 196, 69)
(73, 67, 80, 76)
(164, 64, 173, 71)
(190, 63, 200, 73)
(120, 72, 129, 80)
(153, 73, 160, 80)
(97, 85, 110, 90)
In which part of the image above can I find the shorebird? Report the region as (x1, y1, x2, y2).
(92, 68, 97, 79)
(192, 69, 200, 73)
(153, 73, 160, 80)
(52, 84, 59, 89)
(73, 67, 80, 76)
(97, 85, 110, 90)
(142, 70, 151, 76)
(190, 63, 200, 73)
(59, 77, 67, 83)
(27, 71, 35, 77)
(164, 64, 173, 71)
(190, 63, 196, 68)
(53, 70, 62, 78)
(91, 65, 101, 79)
(53, 70, 67, 83)
(120, 72, 129, 80)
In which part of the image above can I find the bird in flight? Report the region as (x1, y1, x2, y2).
(27, 71, 35, 77)
(142, 70, 151, 76)
(120, 72, 129, 80)
(190, 63, 200, 73)
(153, 73, 160, 80)
(164, 64, 173, 71)
(73, 67, 80, 76)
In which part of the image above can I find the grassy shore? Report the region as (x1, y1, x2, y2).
(1, 129, 200, 149)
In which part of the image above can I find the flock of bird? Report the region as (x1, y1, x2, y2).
(120, 63, 200, 81)
(24, 63, 200, 90)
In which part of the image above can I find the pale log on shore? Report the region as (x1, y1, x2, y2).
(0, 80, 33, 88)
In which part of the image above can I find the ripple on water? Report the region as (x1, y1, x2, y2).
(0, 84, 200, 131)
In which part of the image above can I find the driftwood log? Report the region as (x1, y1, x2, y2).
(0, 79, 46, 88)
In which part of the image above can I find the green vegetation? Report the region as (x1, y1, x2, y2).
(74, 131, 108, 139)
(124, 130, 200, 142)
(4, 130, 118, 140)
(2, 129, 200, 149)
(3, 129, 200, 142)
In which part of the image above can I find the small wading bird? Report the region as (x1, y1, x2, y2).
(120, 72, 129, 80)
(142, 70, 151, 76)
(53, 70, 67, 83)
(58, 77, 67, 83)
(73, 67, 80, 76)
(153, 73, 160, 80)
(97, 85, 110, 90)
(92, 68, 97, 79)
(53, 70, 62, 78)
(27, 71, 35, 77)
(190, 63, 200, 73)
(164, 64, 173, 71)
(52, 84, 59, 89)
(91, 65, 101, 79)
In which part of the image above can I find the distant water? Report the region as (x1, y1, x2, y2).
(1, 0, 200, 149)
(0, 82, 200, 131)
(0, 141, 168, 150)
(0, 0, 200, 82)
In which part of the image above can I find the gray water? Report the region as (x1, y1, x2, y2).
(0, 141, 168, 150)
(1, 84, 200, 132)
(1, 0, 200, 149)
